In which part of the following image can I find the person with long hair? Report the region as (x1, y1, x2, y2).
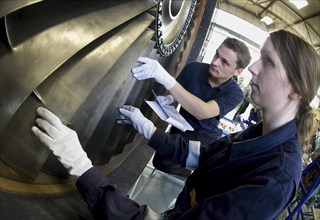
(32, 30, 319, 219)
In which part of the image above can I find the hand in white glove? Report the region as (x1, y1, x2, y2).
(157, 95, 174, 107)
(132, 57, 176, 90)
(32, 107, 93, 177)
(117, 105, 155, 139)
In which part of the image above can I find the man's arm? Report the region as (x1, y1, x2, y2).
(169, 82, 220, 120)
(132, 57, 220, 120)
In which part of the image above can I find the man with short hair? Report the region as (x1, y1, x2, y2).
(132, 37, 251, 176)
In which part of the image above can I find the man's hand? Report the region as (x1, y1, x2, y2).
(117, 105, 155, 139)
(132, 57, 176, 90)
(32, 107, 93, 177)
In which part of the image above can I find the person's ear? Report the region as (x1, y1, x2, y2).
(288, 91, 301, 100)
(234, 68, 243, 76)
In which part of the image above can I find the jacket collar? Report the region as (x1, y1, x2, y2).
(230, 120, 298, 160)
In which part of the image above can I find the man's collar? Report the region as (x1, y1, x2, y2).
(204, 76, 234, 90)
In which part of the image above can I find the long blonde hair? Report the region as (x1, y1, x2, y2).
(270, 30, 320, 152)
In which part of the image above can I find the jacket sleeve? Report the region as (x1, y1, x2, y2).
(76, 167, 147, 220)
(148, 129, 190, 167)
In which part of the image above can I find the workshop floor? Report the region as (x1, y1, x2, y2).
(128, 154, 186, 213)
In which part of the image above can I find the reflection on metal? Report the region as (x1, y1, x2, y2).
(0, 13, 155, 180)
(156, 0, 197, 56)
(0, 0, 43, 18)
(32, 89, 46, 105)
(0, 0, 156, 134)
(44, 29, 155, 175)
(85, 35, 156, 165)
(0, 0, 205, 218)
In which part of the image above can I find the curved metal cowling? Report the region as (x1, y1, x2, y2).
(0, 0, 207, 219)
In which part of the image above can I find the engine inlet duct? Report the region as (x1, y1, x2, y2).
(156, 0, 197, 56)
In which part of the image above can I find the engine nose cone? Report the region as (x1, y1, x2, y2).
(156, 0, 197, 56)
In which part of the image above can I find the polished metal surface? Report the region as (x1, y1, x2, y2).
(0, 0, 204, 218)
(0, 0, 43, 18)
(0, 0, 156, 134)
(156, 0, 197, 56)
(86, 40, 155, 164)
(75, 30, 155, 151)
(0, 12, 155, 180)
(85, 40, 158, 165)
(43, 29, 155, 174)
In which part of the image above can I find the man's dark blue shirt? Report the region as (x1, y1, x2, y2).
(170, 62, 244, 144)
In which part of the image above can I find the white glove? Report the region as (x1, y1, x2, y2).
(117, 105, 155, 139)
(32, 107, 93, 177)
(157, 95, 174, 107)
(132, 57, 176, 90)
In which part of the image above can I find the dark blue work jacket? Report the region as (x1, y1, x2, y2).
(150, 119, 302, 219)
(76, 120, 301, 220)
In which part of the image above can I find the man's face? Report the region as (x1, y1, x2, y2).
(208, 44, 240, 82)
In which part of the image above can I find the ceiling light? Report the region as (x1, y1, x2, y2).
(261, 16, 273, 25)
(289, 0, 309, 10)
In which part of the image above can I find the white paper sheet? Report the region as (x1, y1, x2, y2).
(145, 91, 194, 132)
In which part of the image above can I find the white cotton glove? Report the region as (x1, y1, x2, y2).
(117, 105, 155, 139)
(32, 107, 93, 177)
(132, 57, 176, 90)
(157, 95, 174, 107)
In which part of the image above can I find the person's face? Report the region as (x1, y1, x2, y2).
(208, 44, 242, 81)
(248, 38, 293, 110)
